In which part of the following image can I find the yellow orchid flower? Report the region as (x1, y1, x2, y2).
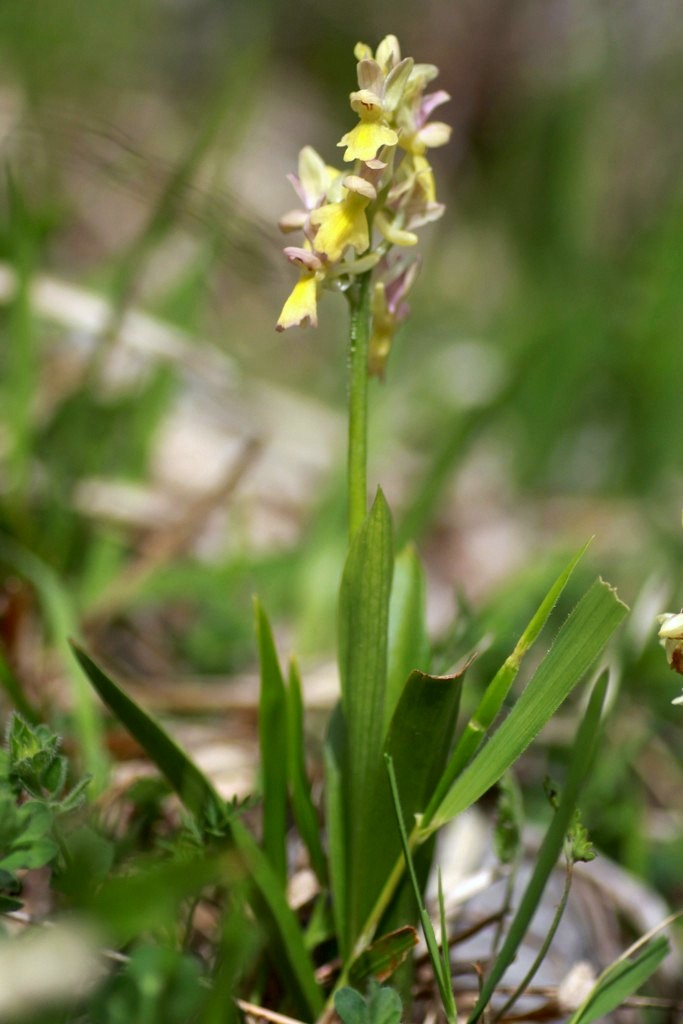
(276, 272, 319, 332)
(338, 89, 398, 163)
(338, 120, 398, 162)
(310, 178, 374, 262)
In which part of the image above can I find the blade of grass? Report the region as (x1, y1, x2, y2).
(568, 938, 669, 1024)
(255, 598, 288, 884)
(71, 642, 323, 1018)
(467, 671, 610, 1022)
(425, 542, 590, 822)
(427, 578, 627, 834)
(287, 657, 327, 885)
(385, 755, 457, 1024)
(71, 641, 224, 825)
(566, 908, 683, 1024)
(338, 488, 394, 937)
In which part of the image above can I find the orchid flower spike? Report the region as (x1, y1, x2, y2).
(275, 33, 450, 374)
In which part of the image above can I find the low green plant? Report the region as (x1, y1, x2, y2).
(0, 713, 91, 913)
(335, 981, 402, 1024)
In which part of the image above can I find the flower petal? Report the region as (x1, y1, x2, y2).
(338, 120, 398, 162)
(658, 612, 683, 639)
(412, 154, 437, 203)
(385, 258, 420, 314)
(406, 63, 439, 94)
(354, 41, 373, 61)
(419, 90, 451, 123)
(283, 246, 323, 271)
(332, 251, 381, 277)
(310, 193, 370, 262)
(384, 57, 414, 112)
(278, 209, 307, 233)
(376, 34, 401, 72)
(416, 121, 452, 149)
(343, 174, 377, 200)
(357, 58, 383, 94)
(350, 89, 385, 120)
(298, 146, 333, 206)
(376, 211, 418, 247)
(276, 273, 318, 331)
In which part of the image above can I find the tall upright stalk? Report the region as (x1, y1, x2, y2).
(346, 270, 373, 541)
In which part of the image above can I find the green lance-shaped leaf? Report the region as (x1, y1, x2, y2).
(338, 488, 394, 937)
(385, 669, 464, 832)
(468, 671, 610, 1021)
(426, 578, 627, 835)
(231, 819, 324, 1017)
(287, 657, 328, 884)
(254, 598, 288, 885)
(336, 669, 470, 972)
(357, 667, 463, 940)
(567, 937, 670, 1024)
(425, 542, 590, 822)
(71, 642, 323, 1019)
(70, 642, 224, 826)
(324, 703, 349, 957)
(385, 544, 430, 730)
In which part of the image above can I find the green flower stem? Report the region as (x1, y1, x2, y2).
(346, 270, 373, 541)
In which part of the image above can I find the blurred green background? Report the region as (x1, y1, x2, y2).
(0, 0, 682, 906)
